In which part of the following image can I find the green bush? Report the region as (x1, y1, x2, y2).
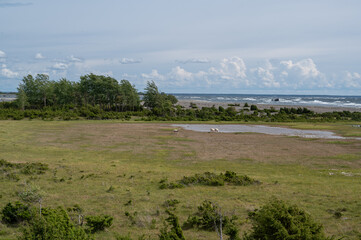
(182, 200, 240, 239)
(20, 162, 48, 175)
(163, 199, 180, 208)
(85, 214, 113, 233)
(20, 207, 91, 240)
(244, 198, 328, 240)
(159, 178, 184, 189)
(1, 201, 32, 224)
(160, 171, 260, 189)
(159, 210, 185, 240)
(250, 105, 258, 111)
(224, 222, 240, 240)
(183, 200, 231, 231)
(0, 159, 48, 181)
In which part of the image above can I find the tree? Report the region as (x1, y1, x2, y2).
(119, 79, 140, 111)
(36, 74, 53, 107)
(79, 74, 120, 110)
(143, 80, 160, 109)
(143, 81, 178, 117)
(53, 78, 76, 106)
(19, 74, 53, 108)
(16, 85, 28, 110)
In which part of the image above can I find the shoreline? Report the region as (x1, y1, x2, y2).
(177, 99, 361, 113)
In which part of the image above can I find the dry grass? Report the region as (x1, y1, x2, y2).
(0, 120, 360, 239)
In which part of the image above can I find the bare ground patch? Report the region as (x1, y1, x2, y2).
(33, 123, 361, 168)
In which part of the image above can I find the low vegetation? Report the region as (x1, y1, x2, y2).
(159, 171, 260, 189)
(0, 119, 360, 239)
(0, 159, 48, 182)
(244, 198, 329, 240)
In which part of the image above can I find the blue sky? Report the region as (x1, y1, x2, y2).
(1, 0, 361, 94)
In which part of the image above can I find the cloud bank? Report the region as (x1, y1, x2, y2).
(1, 53, 361, 94)
(140, 57, 359, 93)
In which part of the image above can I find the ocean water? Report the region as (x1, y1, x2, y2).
(2, 93, 361, 109)
(173, 94, 361, 109)
(0, 93, 16, 102)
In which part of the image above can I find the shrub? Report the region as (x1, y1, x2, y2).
(182, 201, 240, 239)
(20, 207, 91, 240)
(250, 105, 258, 111)
(224, 222, 240, 240)
(163, 199, 180, 208)
(182, 200, 233, 231)
(180, 172, 225, 186)
(159, 210, 185, 240)
(0, 159, 48, 182)
(1, 201, 32, 224)
(85, 214, 113, 233)
(244, 198, 328, 240)
(20, 162, 48, 175)
(160, 171, 260, 189)
(159, 178, 184, 189)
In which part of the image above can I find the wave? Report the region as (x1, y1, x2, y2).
(174, 94, 361, 108)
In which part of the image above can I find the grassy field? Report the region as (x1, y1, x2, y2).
(0, 120, 360, 239)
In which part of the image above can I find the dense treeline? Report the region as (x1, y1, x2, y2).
(17, 73, 142, 111)
(1, 73, 361, 122)
(3, 101, 360, 122)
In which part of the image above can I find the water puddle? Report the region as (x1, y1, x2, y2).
(172, 124, 351, 139)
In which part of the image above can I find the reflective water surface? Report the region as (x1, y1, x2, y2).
(172, 124, 350, 139)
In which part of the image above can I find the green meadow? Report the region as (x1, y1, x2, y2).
(0, 120, 360, 239)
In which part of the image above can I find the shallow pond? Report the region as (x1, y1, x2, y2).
(172, 124, 347, 139)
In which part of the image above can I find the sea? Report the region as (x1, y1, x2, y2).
(0, 93, 17, 102)
(173, 94, 361, 109)
(1, 93, 361, 109)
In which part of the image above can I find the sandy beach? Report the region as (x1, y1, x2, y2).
(177, 99, 361, 113)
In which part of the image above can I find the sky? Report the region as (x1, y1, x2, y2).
(1, 0, 361, 95)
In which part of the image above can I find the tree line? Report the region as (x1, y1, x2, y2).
(1, 73, 361, 122)
(16, 73, 177, 112)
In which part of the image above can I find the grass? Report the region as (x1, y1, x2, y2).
(0, 120, 360, 239)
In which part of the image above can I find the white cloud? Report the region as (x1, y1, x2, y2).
(176, 58, 210, 64)
(138, 57, 342, 92)
(52, 63, 68, 70)
(74, 58, 119, 70)
(168, 66, 194, 86)
(343, 71, 361, 88)
(91, 71, 113, 77)
(141, 69, 165, 81)
(35, 53, 45, 59)
(280, 58, 320, 78)
(69, 55, 82, 62)
(170, 66, 193, 80)
(141, 57, 250, 89)
(277, 58, 333, 88)
(0, 50, 6, 58)
(120, 58, 141, 64)
(210, 57, 247, 80)
(1, 66, 19, 78)
(251, 61, 280, 88)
